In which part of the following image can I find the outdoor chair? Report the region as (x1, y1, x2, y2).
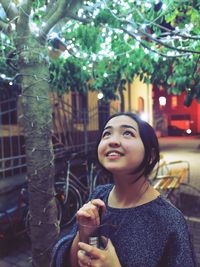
(151, 157, 190, 207)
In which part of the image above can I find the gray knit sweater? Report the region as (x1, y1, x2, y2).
(51, 184, 196, 267)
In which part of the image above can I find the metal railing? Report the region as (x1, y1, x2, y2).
(0, 94, 119, 178)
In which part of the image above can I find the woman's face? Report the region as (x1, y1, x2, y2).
(97, 115, 145, 176)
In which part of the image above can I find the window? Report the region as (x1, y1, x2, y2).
(0, 98, 17, 125)
(171, 114, 190, 120)
(71, 92, 88, 123)
(171, 96, 178, 108)
(138, 97, 144, 112)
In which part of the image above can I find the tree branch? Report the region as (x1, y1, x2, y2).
(16, 0, 32, 43)
(18, 0, 32, 25)
(122, 27, 191, 58)
(0, 0, 18, 20)
(137, 27, 200, 55)
(0, 20, 10, 34)
(39, 0, 69, 42)
(133, 5, 200, 41)
(39, 0, 82, 43)
(43, 0, 58, 22)
(62, 13, 90, 24)
(104, 3, 200, 55)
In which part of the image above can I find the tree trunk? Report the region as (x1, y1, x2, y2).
(18, 44, 59, 267)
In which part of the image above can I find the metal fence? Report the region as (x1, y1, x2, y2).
(0, 95, 118, 178)
(0, 97, 26, 178)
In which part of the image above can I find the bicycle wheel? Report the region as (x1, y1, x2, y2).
(60, 184, 82, 228)
(93, 171, 113, 190)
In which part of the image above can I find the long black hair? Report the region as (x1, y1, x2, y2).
(95, 112, 160, 180)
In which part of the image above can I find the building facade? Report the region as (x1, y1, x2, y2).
(153, 84, 200, 136)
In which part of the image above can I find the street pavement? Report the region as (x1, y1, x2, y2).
(0, 236, 32, 267)
(0, 136, 200, 267)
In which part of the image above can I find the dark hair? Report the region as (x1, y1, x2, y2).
(95, 112, 160, 179)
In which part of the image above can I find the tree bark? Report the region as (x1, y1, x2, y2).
(18, 43, 59, 266)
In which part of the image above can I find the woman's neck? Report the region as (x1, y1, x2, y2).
(108, 176, 159, 208)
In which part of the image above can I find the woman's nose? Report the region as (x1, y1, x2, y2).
(108, 135, 121, 147)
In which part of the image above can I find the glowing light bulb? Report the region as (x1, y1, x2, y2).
(159, 96, 166, 106)
(97, 92, 104, 99)
(140, 112, 148, 122)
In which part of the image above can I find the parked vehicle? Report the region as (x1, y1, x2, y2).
(167, 125, 191, 136)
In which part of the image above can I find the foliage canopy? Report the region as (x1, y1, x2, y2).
(0, 0, 200, 105)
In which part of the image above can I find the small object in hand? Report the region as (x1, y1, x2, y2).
(89, 236, 99, 248)
(98, 206, 103, 223)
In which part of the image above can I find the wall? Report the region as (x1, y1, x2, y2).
(124, 77, 153, 125)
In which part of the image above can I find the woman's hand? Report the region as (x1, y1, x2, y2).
(76, 198, 106, 226)
(77, 239, 121, 267)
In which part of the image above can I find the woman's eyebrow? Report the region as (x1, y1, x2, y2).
(103, 125, 137, 131)
(103, 125, 112, 131)
(120, 124, 137, 131)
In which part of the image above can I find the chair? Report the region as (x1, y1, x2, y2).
(152, 158, 190, 205)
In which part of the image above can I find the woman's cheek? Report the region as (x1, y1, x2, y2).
(97, 143, 104, 159)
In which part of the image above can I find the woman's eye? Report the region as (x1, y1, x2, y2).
(102, 131, 111, 138)
(123, 130, 134, 137)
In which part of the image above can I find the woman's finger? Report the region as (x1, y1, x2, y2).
(90, 199, 106, 213)
(78, 250, 92, 267)
(77, 209, 98, 226)
(89, 199, 106, 224)
(77, 199, 105, 225)
(78, 242, 101, 259)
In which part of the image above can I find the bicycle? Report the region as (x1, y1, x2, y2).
(55, 152, 113, 228)
(0, 185, 29, 257)
(25, 151, 113, 231)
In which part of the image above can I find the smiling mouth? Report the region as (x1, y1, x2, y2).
(106, 151, 124, 157)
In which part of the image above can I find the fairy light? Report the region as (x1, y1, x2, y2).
(30, 22, 40, 33)
(144, 2, 152, 9)
(1, 2, 199, 237)
(62, 51, 70, 59)
(0, 0, 199, 98)
(77, 8, 84, 17)
(42, 22, 47, 27)
(108, 51, 115, 57)
(91, 54, 97, 61)
(97, 92, 104, 99)
(1, 32, 6, 39)
(162, 3, 167, 10)
(124, 34, 129, 41)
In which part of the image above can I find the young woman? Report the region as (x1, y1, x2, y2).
(51, 112, 196, 267)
